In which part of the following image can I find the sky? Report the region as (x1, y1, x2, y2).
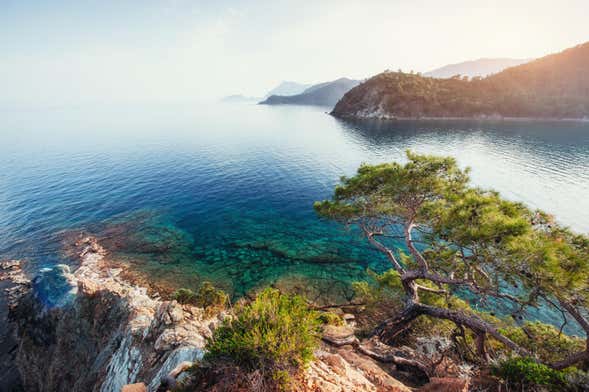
(1, 0, 588, 106)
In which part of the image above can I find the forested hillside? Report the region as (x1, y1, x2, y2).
(332, 42, 589, 119)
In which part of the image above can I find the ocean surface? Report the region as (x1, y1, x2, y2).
(1, 103, 589, 312)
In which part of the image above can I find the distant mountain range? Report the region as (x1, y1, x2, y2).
(332, 41, 589, 120)
(259, 78, 360, 107)
(425, 58, 531, 78)
(226, 56, 551, 111)
(263, 81, 311, 98)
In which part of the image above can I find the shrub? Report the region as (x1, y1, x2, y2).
(173, 288, 198, 304)
(500, 321, 585, 363)
(563, 369, 589, 391)
(172, 281, 228, 312)
(204, 288, 321, 389)
(317, 311, 344, 326)
(493, 357, 568, 391)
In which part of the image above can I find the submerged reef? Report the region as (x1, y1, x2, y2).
(75, 211, 384, 305)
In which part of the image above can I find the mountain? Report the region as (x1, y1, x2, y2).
(220, 94, 260, 103)
(425, 58, 531, 78)
(259, 78, 360, 107)
(332, 42, 589, 120)
(264, 81, 311, 98)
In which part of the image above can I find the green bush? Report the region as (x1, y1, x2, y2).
(173, 288, 198, 304)
(204, 288, 320, 389)
(493, 357, 568, 391)
(318, 311, 344, 326)
(563, 369, 589, 391)
(500, 321, 585, 363)
(172, 281, 228, 311)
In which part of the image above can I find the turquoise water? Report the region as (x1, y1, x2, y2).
(1, 103, 589, 306)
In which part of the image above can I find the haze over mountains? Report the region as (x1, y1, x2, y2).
(263, 81, 311, 99)
(220, 94, 260, 103)
(224, 46, 585, 116)
(332, 41, 589, 120)
(259, 78, 360, 107)
(425, 58, 531, 78)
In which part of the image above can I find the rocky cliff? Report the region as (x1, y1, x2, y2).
(2, 235, 476, 392)
(2, 236, 225, 392)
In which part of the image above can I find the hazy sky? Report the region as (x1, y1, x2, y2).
(1, 0, 588, 106)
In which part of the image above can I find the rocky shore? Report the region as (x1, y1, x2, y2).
(1, 235, 477, 391)
(1, 235, 226, 392)
(0, 260, 27, 390)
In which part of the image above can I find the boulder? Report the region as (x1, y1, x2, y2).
(121, 383, 147, 392)
(342, 313, 355, 321)
(322, 325, 357, 346)
(304, 349, 412, 392)
(418, 377, 470, 392)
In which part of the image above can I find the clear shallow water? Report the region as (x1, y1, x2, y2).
(1, 103, 589, 307)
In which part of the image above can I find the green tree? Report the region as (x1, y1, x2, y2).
(315, 151, 589, 368)
(510, 217, 589, 369)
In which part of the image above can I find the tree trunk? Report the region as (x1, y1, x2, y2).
(551, 299, 589, 369)
(551, 350, 589, 370)
(474, 332, 490, 363)
(375, 300, 530, 360)
(414, 303, 529, 357)
(356, 341, 431, 378)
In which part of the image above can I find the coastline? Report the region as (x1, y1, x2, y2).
(1, 234, 226, 392)
(330, 112, 589, 123)
(0, 263, 25, 391)
(1, 234, 479, 391)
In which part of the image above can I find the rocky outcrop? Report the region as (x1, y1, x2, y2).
(304, 348, 411, 392)
(2, 235, 481, 392)
(3, 236, 225, 392)
(321, 324, 357, 346)
(417, 377, 469, 392)
(0, 260, 27, 390)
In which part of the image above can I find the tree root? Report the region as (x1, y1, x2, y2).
(321, 331, 432, 379)
(355, 341, 432, 378)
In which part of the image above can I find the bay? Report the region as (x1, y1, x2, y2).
(1, 102, 588, 308)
